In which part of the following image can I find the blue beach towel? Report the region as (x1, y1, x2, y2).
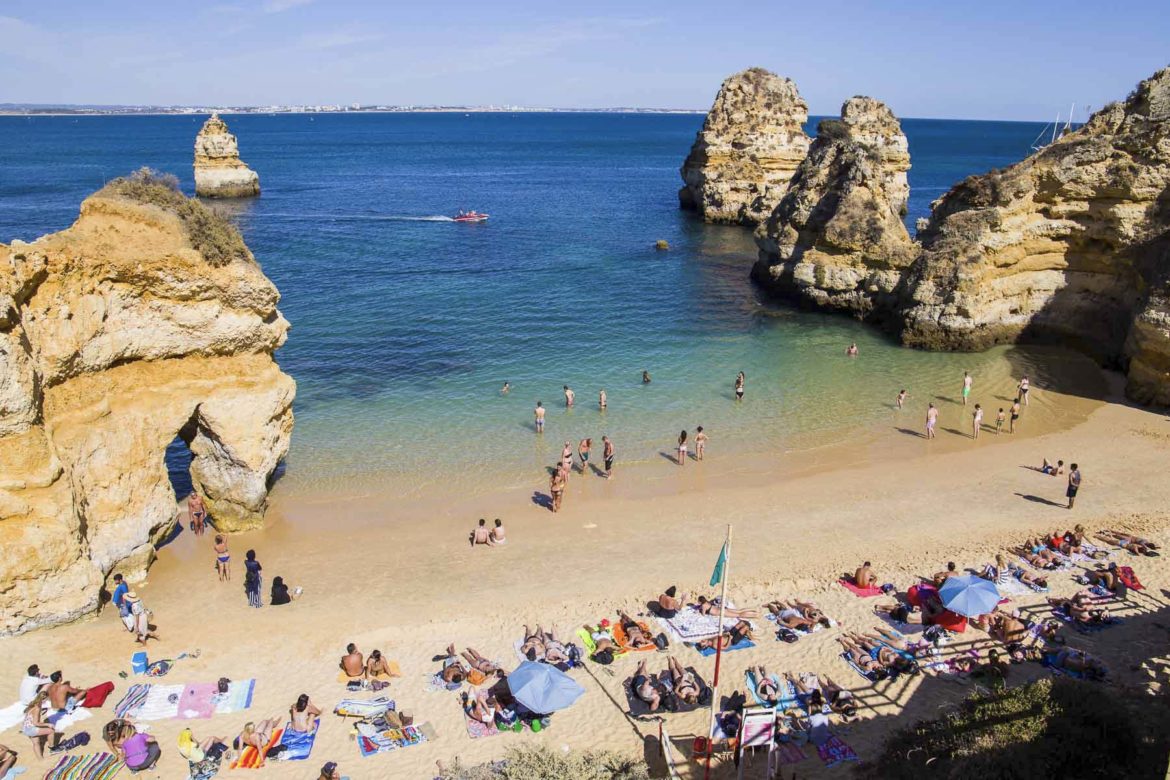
(695, 640, 755, 657)
(840, 652, 888, 683)
(277, 719, 319, 761)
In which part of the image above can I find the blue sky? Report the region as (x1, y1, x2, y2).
(1, 0, 1166, 120)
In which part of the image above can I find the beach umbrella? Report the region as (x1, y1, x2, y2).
(938, 574, 1001, 617)
(506, 661, 585, 714)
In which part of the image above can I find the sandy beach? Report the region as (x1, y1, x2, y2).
(2, 367, 1168, 779)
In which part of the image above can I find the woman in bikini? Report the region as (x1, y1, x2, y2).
(366, 649, 396, 679)
(837, 636, 887, 678)
(735, 372, 745, 400)
(539, 627, 571, 665)
(288, 694, 320, 733)
(1097, 529, 1160, 556)
(1007, 562, 1048, 589)
(749, 665, 779, 706)
(519, 627, 546, 662)
(668, 656, 700, 705)
(677, 430, 688, 466)
(213, 535, 230, 581)
(842, 633, 918, 675)
(764, 599, 826, 629)
(696, 620, 753, 652)
(460, 648, 501, 677)
(696, 595, 760, 620)
(234, 719, 279, 752)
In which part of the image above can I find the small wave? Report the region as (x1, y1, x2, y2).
(255, 212, 455, 222)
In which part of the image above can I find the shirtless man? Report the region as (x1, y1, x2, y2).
(926, 403, 938, 439)
(1009, 399, 1021, 433)
(470, 518, 490, 546)
(549, 467, 566, 512)
(46, 672, 83, 712)
(694, 426, 708, 460)
(854, 561, 877, 588)
(1041, 458, 1064, 476)
(598, 389, 607, 410)
(896, 389, 907, 409)
(696, 621, 753, 652)
(972, 404, 983, 439)
(657, 586, 686, 618)
(631, 660, 661, 711)
(1067, 464, 1081, 509)
(961, 371, 973, 406)
(534, 401, 545, 434)
(563, 385, 574, 408)
(339, 644, 364, 679)
(602, 436, 615, 479)
(501, 382, 510, 394)
(995, 407, 1005, 434)
(488, 519, 507, 545)
(846, 343, 858, 357)
(932, 561, 957, 587)
(578, 438, 592, 472)
(188, 492, 207, 536)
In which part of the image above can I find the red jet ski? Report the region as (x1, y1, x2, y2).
(453, 210, 489, 223)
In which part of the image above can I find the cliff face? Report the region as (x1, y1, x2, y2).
(194, 114, 261, 198)
(753, 97, 914, 316)
(0, 172, 293, 634)
(899, 67, 1170, 371)
(679, 68, 811, 225)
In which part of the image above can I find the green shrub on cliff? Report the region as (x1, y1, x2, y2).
(436, 745, 650, 780)
(100, 167, 251, 267)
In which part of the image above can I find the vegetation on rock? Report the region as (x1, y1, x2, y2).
(436, 745, 650, 780)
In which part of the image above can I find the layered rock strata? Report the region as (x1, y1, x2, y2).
(0, 172, 293, 634)
(753, 97, 914, 316)
(679, 68, 811, 225)
(194, 113, 260, 198)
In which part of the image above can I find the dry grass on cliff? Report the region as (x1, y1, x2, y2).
(99, 167, 251, 267)
(436, 746, 650, 780)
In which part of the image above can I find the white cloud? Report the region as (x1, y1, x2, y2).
(262, 0, 314, 13)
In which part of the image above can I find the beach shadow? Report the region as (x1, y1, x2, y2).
(531, 492, 553, 511)
(1015, 492, 1065, 508)
(589, 463, 606, 477)
(658, 451, 682, 465)
(936, 395, 958, 404)
(941, 427, 969, 438)
(895, 427, 924, 438)
(994, 394, 1016, 402)
(1020, 465, 1047, 474)
(545, 465, 558, 476)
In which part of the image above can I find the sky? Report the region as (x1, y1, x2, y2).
(1, 0, 1167, 120)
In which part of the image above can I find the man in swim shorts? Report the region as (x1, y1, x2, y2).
(962, 371, 972, 405)
(602, 436, 614, 479)
(1010, 399, 1020, 433)
(534, 401, 544, 433)
(926, 403, 938, 439)
(1067, 464, 1081, 509)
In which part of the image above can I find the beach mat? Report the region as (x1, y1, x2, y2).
(0, 701, 22, 733)
(178, 683, 218, 720)
(277, 719, 319, 761)
(231, 727, 283, 769)
(135, 684, 183, 721)
(623, 668, 708, 715)
(112, 684, 150, 719)
(213, 679, 255, 714)
(43, 752, 123, 780)
(334, 697, 395, 719)
(744, 670, 795, 709)
(355, 722, 428, 757)
(45, 708, 91, 734)
(817, 735, 858, 767)
(696, 640, 755, 657)
(838, 579, 883, 598)
(776, 742, 807, 765)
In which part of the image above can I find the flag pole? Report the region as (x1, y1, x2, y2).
(704, 524, 732, 780)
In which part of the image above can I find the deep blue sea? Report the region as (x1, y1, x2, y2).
(0, 113, 1081, 497)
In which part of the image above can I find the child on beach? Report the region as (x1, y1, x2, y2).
(213, 535, 230, 581)
(962, 371, 973, 405)
(896, 389, 907, 409)
(677, 430, 688, 465)
(996, 408, 1005, 434)
(695, 426, 708, 460)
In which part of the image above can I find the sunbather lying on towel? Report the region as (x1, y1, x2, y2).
(695, 596, 759, 619)
(874, 602, 923, 624)
(462, 690, 498, 724)
(748, 665, 780, 706)
(1049, 592, 1111, 625)
(836, 636, 888, 680)
(841, 633, 919, 675)
(695, 620, 754, 652)
(618, 612, 655, 649)
(1097, 529, 1160, 556)
(631, 660, 661, 712)
(584, 621, 619, 662)
(1048, 647, 1107, 680)
(987, 612, 1029, 645)
(461, 648, 501, 677)
(1083, 563, 1125, 592)
(540, 627, 572, 665)
(1007, 562, 1048, 589)
(785, 673, 857, 719)
(1018, 539, 1062, 568)
(234, 719, 280, 752)
(764, 599, 829, 630)
(667, 656, 700, 705)
(657, 587, 686, 618)
(340, 643, 364, 679)
(861, 625, 928, 658)
(519, 627, 547, 662)
(439, 647, 469, 685)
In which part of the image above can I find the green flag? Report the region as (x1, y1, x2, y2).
(709, 541, 728, 587)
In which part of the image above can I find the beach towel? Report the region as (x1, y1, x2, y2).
(695, 639, 755, 657)
(613, 621, 656, 652)
(43, 753, 123, 780)
(113, 685, 150, 719)
(276, 719, 319, 761)
(775, 742, 807, 765)
(46, 708, 92, 733)
(817, 735, 858, 767)
(134, 684, 183, 721)
(230, 727, 283, 769)
(1, 766, 27, 780)
(744, 670, 795, 709)
(81, 683, 115, 709)
(355, 722, 427, 757)
(1118, 566, 1144, 590)
(177, 683, 218, 720)
(658, 604, 743, 642)
(463, 710, 501, 740)
(334, 697, 395, 719)
(838, 579, 882, 598)
(0, 702, 23, 733)
(212, 679, 255, 714)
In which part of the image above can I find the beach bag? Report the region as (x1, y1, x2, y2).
(777, 627, 799, 644)
(217, 677, 231, 694)
(654, 633, 669, 651)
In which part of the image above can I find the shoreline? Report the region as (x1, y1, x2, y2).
(1, 373, 1167, 778)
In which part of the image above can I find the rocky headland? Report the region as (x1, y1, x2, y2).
(193, 113, 261, 198)
(0, 170, 293, 634)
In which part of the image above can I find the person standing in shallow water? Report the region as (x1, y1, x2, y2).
(244, 550, 262, 608)
(578, 438, 592, 472)
(734, 372, 744, 401)
(695, 426, 708, 460)
(677, 430, 688, 466)
(534, 401, 544, 434)
(962, 371, 973, 406)
(972, 404, 983, 439)
(846, 343, 858, 357)
(603, 436, 615, 479)
(926, 403, 938, 439)
(563, 385, 574, 408)
(642, 371, 651, 384)
(598, 389, 606, 410)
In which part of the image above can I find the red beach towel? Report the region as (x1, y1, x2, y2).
(838, 579, 882, 598)
(1118, 566, 1144, 591)
(82, 681, 115, 708)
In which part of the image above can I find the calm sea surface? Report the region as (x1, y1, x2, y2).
(0, 113, 1084, 498)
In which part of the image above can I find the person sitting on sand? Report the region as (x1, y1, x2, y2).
(270, 576, 298, 606)
(979, 554, 1011, 586)
(340, 644, 364, 679)
(366, 650, 395, 679)
(696, 620, 754, 652)
(668, 656, 700, 705)
(749, 665, 779, 706)
(1049, 647, 1107, 680)
(289, 694, 320, 733)
(112, 723, 161, 772)
(45, 670, 84, 713)
(1040, 458, 1064, 476)
(842, 632, 918, 675)
(617, 612, 655, 649)
(932, 561, 958, 587)
(463, 691, 498, 725)
(488, 519, 506, 545)
(764, 599, 827, 630)
(631, 659, 661, 711)
(987, 612, 1029, 645)
(470, 518, 491, 546)
(657, 586, 686, 618)
(696, 595, 760, 620)
(1097, 529, 1160, 556)
(233, 719, 279, 752)
(460, 648, 501, 677)
(853, 562, 877, 588)
(21, 694, 57, 759)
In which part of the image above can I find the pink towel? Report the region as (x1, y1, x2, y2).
(838, 578, 882, 598)
(177, 682, 218, 719)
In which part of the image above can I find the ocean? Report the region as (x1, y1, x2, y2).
(0, 113, 1094, 499)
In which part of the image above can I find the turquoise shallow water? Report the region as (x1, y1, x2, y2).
(0, 113, 1084, 498)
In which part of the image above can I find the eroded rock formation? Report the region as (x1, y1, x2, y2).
(194, 113, 260, 198)
(679, 68, 811, 225)
(753, 97, 914, 316)
(0, 171, 293, 634)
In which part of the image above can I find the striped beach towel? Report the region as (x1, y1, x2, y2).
(213, 679, 255, 714)
(112, 684, 150, 719)
(231, 727, 284, 769)
(43, 752, 124, 780)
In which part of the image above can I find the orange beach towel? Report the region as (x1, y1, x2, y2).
(614, 621, 656, 652)
(231, 726, 284, 769)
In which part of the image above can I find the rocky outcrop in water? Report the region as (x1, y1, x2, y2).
(194, 114, 260, 198)
(0, 171, 293, 634)
(679, 68, 811, 225)
(752, 97, 914, 316)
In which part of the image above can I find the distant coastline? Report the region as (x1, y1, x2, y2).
(0, 103, 706, 116)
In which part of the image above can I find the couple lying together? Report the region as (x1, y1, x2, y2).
(438, 644, 503, 686)
(1096, 529, 1160, 557)
(519, 626, 573, 665)
(631, 657, 703, 712)
(1048, 591, 1115, 626)
(747, 667, 856, 720)
(837, 629, 920, 680)
(585, 613, 655, 664)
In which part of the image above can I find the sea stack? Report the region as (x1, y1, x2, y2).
(753, 96, 914, 317)
(0, 169, 294, 635)
(679, 68, 811, 225)
(194, 113, 260, 198)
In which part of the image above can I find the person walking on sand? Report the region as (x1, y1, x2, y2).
(563, 385, 574, 408)
(734, 372, 745, 401)
(243, 550, 262, 609)
(926, 403, 938, 439)
(603, 435, 615, 479)
(677, 430, 688, 465)
(972, 404, 983, 439)
(549, 467, 566, 512)
(996, 407, 1005, 435)
(213, 534, 230, 581)
(896, 389, 908, 409)
(598, 389, 607, 410)
(534, 401, 545, 434)
(962, 371, 973, 406)
(695, 426, 708, 460)
(1067, 464, 1081, 510)
(1010, 399, 1021, 433)
(1018, 376, 1030, 406)
(188, 492, 207, 536)
(846, 343, 858, 357)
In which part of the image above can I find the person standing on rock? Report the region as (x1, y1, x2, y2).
(962, 372, 973, 406)
(735, 372, 745, 401)
(1067, 464, 1082, 510)
(244, 550, 263, 608)
(534, 401, 545, 434)
(188, 492, 207, 536)
(563, 385, 575, 408)
(1010, 399, 1021, 433)
(972, 404, 983, 439)
(1018, 376, 1030, 406)
(603, 436, 615, 479)
(926, 403, 938, 439)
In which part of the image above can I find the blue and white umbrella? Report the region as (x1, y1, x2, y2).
(938, 574, 1001, 617)
(506, 661, 585, 714)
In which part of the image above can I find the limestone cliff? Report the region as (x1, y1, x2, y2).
(679, 68, 811, 225)
(194, 114, 260, 198)
(899, 67, 1170, 378)
(753, 97, 914, 316)
(0, 170, 293, 634)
